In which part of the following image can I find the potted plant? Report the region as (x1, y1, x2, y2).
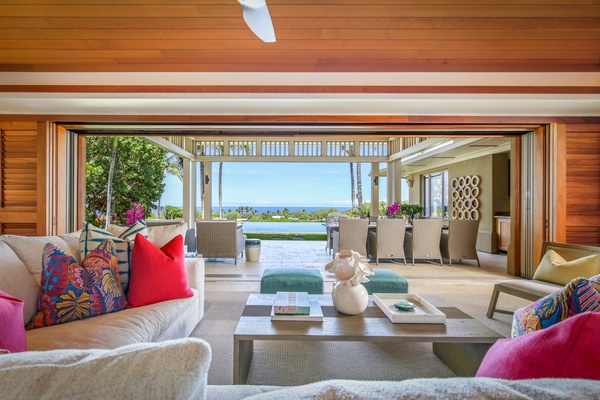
(401, 203, 424, 222)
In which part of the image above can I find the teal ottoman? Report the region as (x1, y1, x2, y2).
(362, 269, 408, 295)
(260, 267, 324, 294)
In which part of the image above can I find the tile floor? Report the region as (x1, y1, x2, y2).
(204, 240, 512, 296)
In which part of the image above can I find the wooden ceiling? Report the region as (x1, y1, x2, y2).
(0, 0, 599, 74)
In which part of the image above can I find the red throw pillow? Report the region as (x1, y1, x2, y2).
(127, 234, 193, 308)
(0, 290, 27, 352)
(477, 312, 600, 379)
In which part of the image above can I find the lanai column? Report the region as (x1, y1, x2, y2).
(202, 161, 213, 220)
(182, 158, 196, 228)
(371, 162, 379, 218)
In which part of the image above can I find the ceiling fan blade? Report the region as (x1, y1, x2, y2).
(238, 0, 276, 43)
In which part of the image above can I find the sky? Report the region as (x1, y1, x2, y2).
(159, 162, 392, 209)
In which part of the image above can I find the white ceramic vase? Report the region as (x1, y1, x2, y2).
(332, 281, 369, 315)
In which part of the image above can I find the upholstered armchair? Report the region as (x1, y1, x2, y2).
(196, 220, 245, 265)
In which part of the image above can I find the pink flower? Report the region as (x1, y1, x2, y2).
(125, 203, 144, 226)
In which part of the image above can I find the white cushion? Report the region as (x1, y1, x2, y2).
(533, 250, 600, 285)
(0, 232, 80, 285)
(80, 221, 148, 292)
(0, 338, 211, 400)
(148, 222, 188, 248)
(0, 242, 40, 324)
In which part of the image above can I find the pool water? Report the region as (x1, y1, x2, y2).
(241, 222, 325, 233)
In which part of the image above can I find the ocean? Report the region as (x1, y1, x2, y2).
(209, 206, 349, 214)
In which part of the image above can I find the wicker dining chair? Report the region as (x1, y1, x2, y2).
(440, 219, 481, 267)
(404, 218, 444, 266)
(367, 218, 407, 265)
(332, 218, 369, 257)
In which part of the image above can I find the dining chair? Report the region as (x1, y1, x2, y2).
(404, 219, 444, 266)
(367, 218, 407, 265)
(440, 219, 481, 267)
(332, 218, 369, 257)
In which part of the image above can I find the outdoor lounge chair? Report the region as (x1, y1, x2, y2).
(196, 220, 245, 265)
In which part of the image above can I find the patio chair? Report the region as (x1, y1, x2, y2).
(367, 218, 407, 265)
(332, 218, 369, 257)
(196, 220, 245, 265)
(404, 219, 444, 266)
(440, 219, 481, 267)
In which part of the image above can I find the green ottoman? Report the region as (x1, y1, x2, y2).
(362, 269, 408, 295)
(260, 267, 324, 294)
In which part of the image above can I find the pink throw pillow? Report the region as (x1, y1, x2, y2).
(477, 312, 600, 379)
(0, 290, 27, 352)
(127, 234, 193, 308)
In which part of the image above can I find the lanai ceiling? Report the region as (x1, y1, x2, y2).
(0, 0, 598, 116)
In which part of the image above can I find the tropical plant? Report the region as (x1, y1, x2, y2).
(401, 203, 425, 220)
(85, 137, 167, 227)
(353, 202, 370, 218)
(163, 205, 183, 220)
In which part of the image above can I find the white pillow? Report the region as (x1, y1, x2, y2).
(148, 222, 188, 248)
(0, 338, 211, 400)
(80, 221, 148, 292)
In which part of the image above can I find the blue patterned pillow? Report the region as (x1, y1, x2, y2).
(27, 240, 126, 329)
(512, 274, 600, 337)
(79, 221, 148, 293)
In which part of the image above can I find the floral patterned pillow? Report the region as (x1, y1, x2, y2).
(27, 240, 126, 329)
(512, 274, 600, 337)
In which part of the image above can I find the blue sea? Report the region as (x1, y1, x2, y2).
(210, 206, 348, 214)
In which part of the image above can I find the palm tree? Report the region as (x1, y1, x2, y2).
(218, 162, 223, 219)
(357, 163, 363, 205)
(350, 163, 356, 209)
(165, 153, 183, 181)
(105, 137, 119, 228)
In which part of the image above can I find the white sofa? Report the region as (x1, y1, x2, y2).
(0, 338, 598, 400)
(0, 230, 204, 351)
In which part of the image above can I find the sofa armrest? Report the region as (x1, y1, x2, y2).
(185, 258, 205, 293)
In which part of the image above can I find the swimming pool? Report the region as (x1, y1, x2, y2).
(241, 222, 325, 233)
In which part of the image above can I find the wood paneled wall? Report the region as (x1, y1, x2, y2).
(566, 124, 600, 245)
(0, 121, 45, 235)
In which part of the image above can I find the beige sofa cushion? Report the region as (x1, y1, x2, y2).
(0, 232, 80, 286)
(533, 249, 600, 285)
(0, 338, 211, 400)
(109, 221, 188, 249)
(0, 242, 39, 323)
(26, 288, 202, 351)
(148, 222, 188, 248)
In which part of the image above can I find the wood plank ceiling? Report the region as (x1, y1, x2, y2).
(0, 0, 599, 73)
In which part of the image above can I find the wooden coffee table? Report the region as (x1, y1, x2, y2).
(233, 293, 504, 384)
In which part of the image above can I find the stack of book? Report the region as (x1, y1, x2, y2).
(270, 292, 323, 322)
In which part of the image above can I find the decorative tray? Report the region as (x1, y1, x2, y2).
(373, 293, 446, 324)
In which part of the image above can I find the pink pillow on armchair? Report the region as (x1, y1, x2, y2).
(0, 290, 27, 352)
(477, 312, 600, 380)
